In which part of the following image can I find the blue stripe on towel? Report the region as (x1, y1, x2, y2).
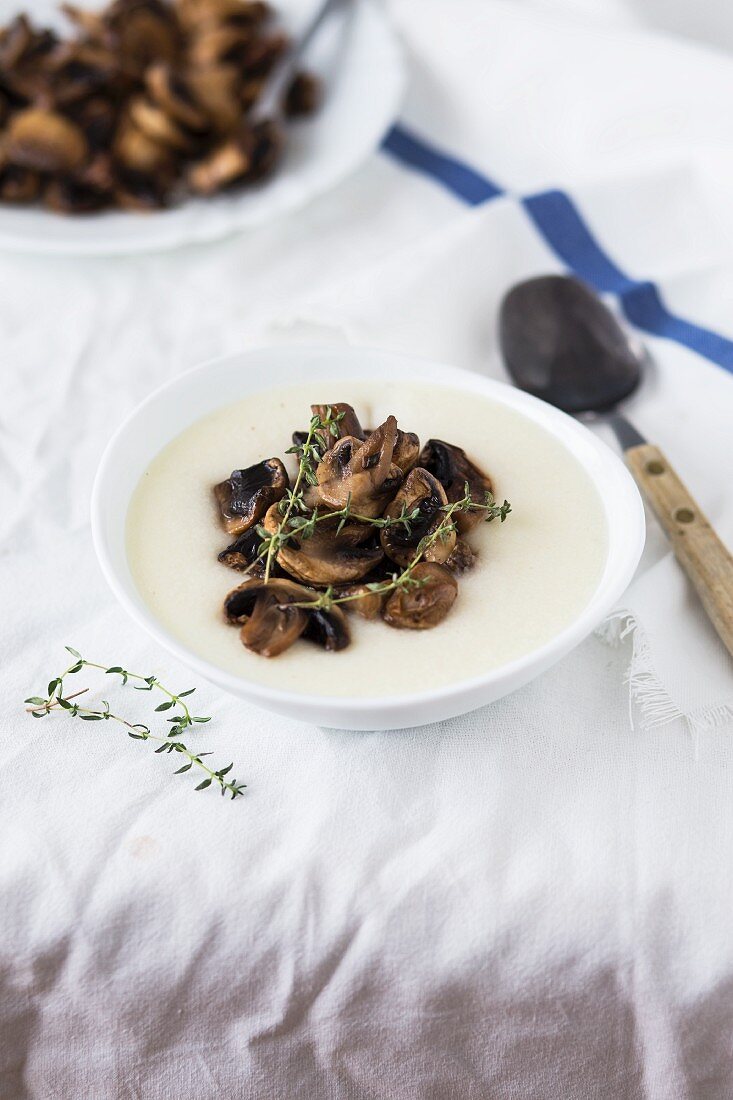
(382, 123, 733, 374)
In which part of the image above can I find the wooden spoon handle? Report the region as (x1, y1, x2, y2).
(625, 443, 733, 659)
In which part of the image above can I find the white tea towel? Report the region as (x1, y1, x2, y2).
(2, 1, 733, 1098)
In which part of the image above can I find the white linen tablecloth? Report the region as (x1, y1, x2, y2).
(2, 2, 733, 1097)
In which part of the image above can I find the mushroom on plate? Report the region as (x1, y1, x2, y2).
(383, 563, 458, 630)
(214, 457, 289, 536)
(380, 467, 455, 568)
(223, 576, 349, 657)
(315, 416, 403, 519)
(418, 439, 493, 533)
(5, 108, 88, 172)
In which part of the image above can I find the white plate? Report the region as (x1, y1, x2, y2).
(91, 345, 646, 730)
(0, 0, 404, 254)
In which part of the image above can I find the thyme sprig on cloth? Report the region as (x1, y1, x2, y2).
(25, 648, 245, 800)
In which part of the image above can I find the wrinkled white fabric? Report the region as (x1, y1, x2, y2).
(2, 2, 733, 1099)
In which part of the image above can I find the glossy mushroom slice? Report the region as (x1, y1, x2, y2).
(218, 526, 263, 572)
(383, 563, 458, 631)
(5, 109, 88, 173)
(223, 577, 349, 656)
(444, 538, 477, 576)
(214, 458, 288, 536)
(333, 583, 385, 620)
(144, 63, 210, 131)
(261, 504, 384, 587)
(380, 467, 455, 568)
(315, 416, 403, 519)
(186, 131, 252, 194)
(44, 177, 110, 213)
(224, 578, 309, 658)
(391, 429, 420, 474)
(311, 402, 365, 448)
(418, 439, 493, 534)
(302, 605, 350, 652)
(0, 165, 41, 202)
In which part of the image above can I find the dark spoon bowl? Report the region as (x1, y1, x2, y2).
(499, 275, 642, 414)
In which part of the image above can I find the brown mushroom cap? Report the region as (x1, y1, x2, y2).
(383, 563, 458, 630)
(380, 467, 456, 568)
(261, 504, 384, 587)
(0, 165, 41, 202)
(444, 538, 477, 576)
(310, 401, 365, 447)
(105, 0, 181, 74)
(145, 63, 210, 131)
(186, 133, 251, 194)
(5, 109, 88, 173)
(223, 576, 349, 656)
(113, 113, 175, 173)
(285, 71, 320, 118)
(214, 457, 289, 536)
(418, 439, 494, 534)
(128, 94, 194, 151)
(44, 176, 110, 213)
(185, 63, 240, 132)
(302, 604, 349, 651)
(334, 584, 385, 620)
(391, 429, 420, 474)
(315, 416, 403, 519)
(224, 577, 309, 658)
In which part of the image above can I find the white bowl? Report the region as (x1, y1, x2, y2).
(91, 346, 645, 729)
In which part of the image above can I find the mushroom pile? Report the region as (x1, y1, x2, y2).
(0, 0, 319, 212)
(215, 401, 511, 658)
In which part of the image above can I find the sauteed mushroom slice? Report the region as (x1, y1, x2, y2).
(311, 401, 365, 447)
(419, 439, 493, 534)
(334, 584, 385, 620)
(383, 563, 458, 631)
(380, 467, 455, 568)
(391, 429, 420, 474)
(285, 71, 319, 117)
(444, 538, 477, 576)
(218, 526, 263, 572)
(5, 109, 88, 173)
(145, 63, 209, 131)
(224, 578, 309, 658)
(114, 113, 175, 173)
(248, 118, 282, 180)
(113, 165, 170, 208)
(186, 63, 240, 132)
(261, 504, 384, 586)
(105, 0, 181, 75)
(302, 605, 349, 651)
(128, 94, 195, 151)
(176, 0, 269, 34)
(215, 457, 288, 536)
(315, 416, 402, 519)
(44, 176, 110, 213)
(186, 132, 251, 194)
(0, 165, 40, 202)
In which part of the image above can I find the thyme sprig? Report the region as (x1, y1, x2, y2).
(261, 406, 344, 582)
(24, 648, 245, 800)
(288, 485, 512, 612)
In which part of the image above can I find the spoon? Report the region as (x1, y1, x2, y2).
(250, 0, 349, 125)
(499, 274, 733, 659)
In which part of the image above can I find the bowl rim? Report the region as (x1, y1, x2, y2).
(91, 344, 646, 719)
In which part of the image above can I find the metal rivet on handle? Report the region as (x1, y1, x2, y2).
(675, 507, 695, 524)
(646, 460, 665, 475)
